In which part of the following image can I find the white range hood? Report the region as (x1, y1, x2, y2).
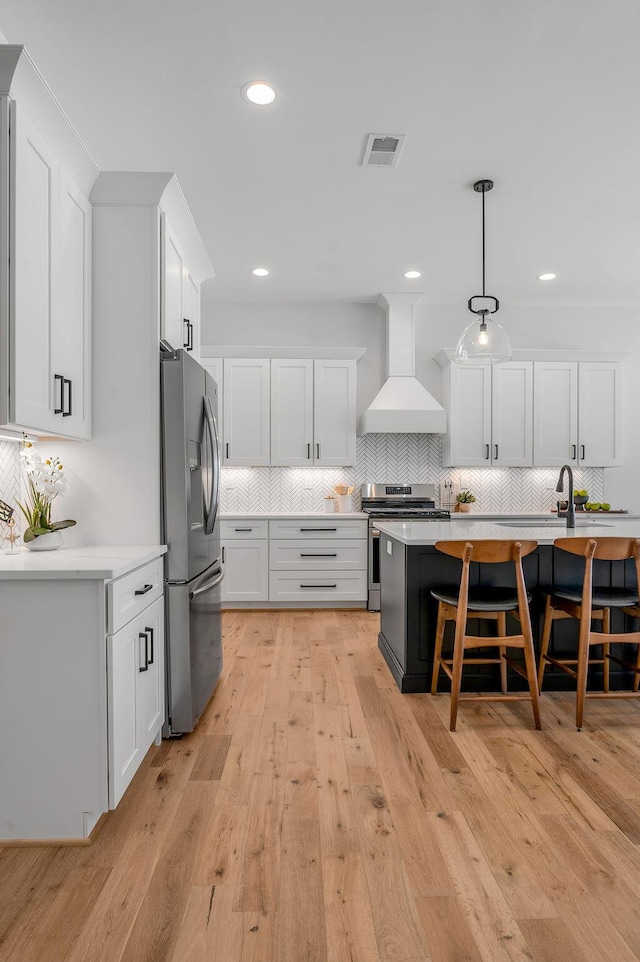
(359, 293, 447, 435)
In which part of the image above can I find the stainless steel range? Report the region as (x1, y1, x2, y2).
(361, 483, 450, 611)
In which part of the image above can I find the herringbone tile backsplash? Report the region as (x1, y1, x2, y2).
(0, 440, 21, 516)
(220, 434, 605, 513)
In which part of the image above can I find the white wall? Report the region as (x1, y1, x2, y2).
(203, 298, 640, 510)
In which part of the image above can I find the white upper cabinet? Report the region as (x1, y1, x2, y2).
(271, 358, 314, 465)
(53, 164, 92, 438)
(439, 352, 621, 469)
(161, 215, 204, 360)
(223, 358, 270, 465)
(4, 94, 93, 439)
(161, 215, 184, 352)
(182, 268, 200, 361)
(441, 362, 492, 466)
(491, 361, 533, 467)
(533, 362, 578, 467)
(577, 362, 621, 467)
(313, 359, 356, 466)
(533, 361, 621, 467)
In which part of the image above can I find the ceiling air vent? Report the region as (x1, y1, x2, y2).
(362, 133, 406, 167)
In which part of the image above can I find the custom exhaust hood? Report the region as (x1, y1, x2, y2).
(359, 293, 447, 435)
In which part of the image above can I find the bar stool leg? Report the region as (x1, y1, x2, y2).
(538, 595, 553, 689)
(497, 610, 508, 694)
(431, 601, 447, 695)
(449, 621, 466, 733)
(575, 624, 590, 731)
(602, 607, 611, 693)
(522, 623, 542, 730)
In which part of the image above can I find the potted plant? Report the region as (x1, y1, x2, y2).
(17, 444, 76, 550)
(455, 490, 477, 513)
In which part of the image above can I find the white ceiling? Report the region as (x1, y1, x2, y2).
(2, 0, 640, 306)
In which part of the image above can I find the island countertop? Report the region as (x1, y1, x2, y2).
(373, 518, 640, 546)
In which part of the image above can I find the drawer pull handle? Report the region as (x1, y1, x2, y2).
(300, 553, 338, 557)
(139, 632, 149, 672)
(234, 528, 253, 532)
(135, 584, 154, 595)
(145, 627, 154, 665)
(54, 373, 64, 414)
(300, 527, 337, 532)
(300, 584, 337, 589)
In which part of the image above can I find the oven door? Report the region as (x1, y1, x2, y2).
(368, 525, 381, 611)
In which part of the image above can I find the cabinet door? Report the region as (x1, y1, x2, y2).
(202, 358, 224, 457)
(223, 358, 270, 465)
(161, 214, 186, 351)
(182, 268, 200, 361)
(313, 359, 356, 466)
(221, 540, 269, 602)
(271, 358, 314, 465)
(442, 363, 492, 467)
(533, 362, 578, 466)
(578, 362, 621, 467)
(138, 598, 165, 744)
(491, 361, 532, 466)
(10, 101, 59, 433)
(52, 165, 91, 439)
(107, 615, 145, 807)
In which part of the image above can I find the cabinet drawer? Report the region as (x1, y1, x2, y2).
(220, 519, 269, 540)
(270, 539, 367, 570)
(269, 519, 367, 540)
(107, 557, 164, 634)
(269, 570, 367, 603)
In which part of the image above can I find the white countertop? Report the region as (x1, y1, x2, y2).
(374, 519, 640, 546)
(0, 545, 167, 580)
(449, 511, 639, 520)
(221, 511, 367, 519)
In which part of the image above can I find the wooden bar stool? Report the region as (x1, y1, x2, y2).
(430, 540, 541, 732)
(538, 537, 640, 729)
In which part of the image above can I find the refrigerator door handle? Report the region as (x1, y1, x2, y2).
(203, 395, 220, 535)
(189, 567, 225, 599)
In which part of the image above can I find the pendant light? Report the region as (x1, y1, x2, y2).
(454, 179, 512, 364)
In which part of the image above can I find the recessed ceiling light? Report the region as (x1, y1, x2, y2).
(538, 272, 557, 281)
(403, 270, 421, 279)
(242, 81, 276, 105)
(251, 267, 270, 276)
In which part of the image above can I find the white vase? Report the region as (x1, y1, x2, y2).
(26, 530, 63, 551)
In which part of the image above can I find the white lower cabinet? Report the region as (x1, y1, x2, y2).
(221, 538, 269, 602)
(0, 551, 166, 842)
(107, 593, 165, 807)
(220, 517, 367, 607)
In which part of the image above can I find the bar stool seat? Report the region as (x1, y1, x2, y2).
(431, 585, 532, 611)
(548, 586, 638, 607)
(538, 537, 640, 729)
(430, 539, 541, 732)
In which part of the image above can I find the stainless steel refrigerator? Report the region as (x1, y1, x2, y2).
(161, 347, 223, 735)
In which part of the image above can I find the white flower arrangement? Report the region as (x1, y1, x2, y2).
(17, 442, 76, 543)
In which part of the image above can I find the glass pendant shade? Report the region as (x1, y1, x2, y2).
(454, 315, 512, 364)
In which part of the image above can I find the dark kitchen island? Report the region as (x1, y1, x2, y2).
(375, 518, 640, 693)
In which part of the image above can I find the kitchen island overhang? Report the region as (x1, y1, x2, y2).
(374, 519, 640, 694)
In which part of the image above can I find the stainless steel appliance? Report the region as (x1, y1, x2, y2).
(361, 482, 450, 611)
(161, 347, 223, 734)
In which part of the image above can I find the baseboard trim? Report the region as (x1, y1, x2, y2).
(0, 811, 110, 848)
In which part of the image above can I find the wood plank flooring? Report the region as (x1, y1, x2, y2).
(3, 609, 640, 961)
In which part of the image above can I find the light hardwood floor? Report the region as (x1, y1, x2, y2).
(2, 609, 640, 961)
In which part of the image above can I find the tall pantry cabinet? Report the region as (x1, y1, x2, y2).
(0, 46, 97, 439)
(57, 172, 214, 547)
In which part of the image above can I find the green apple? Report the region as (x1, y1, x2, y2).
(574, 489, 588, 497)
(588, 503, 601, 511)
(600, 503, 611, 511)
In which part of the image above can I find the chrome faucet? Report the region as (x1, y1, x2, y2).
(556, 464, 575, 529)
